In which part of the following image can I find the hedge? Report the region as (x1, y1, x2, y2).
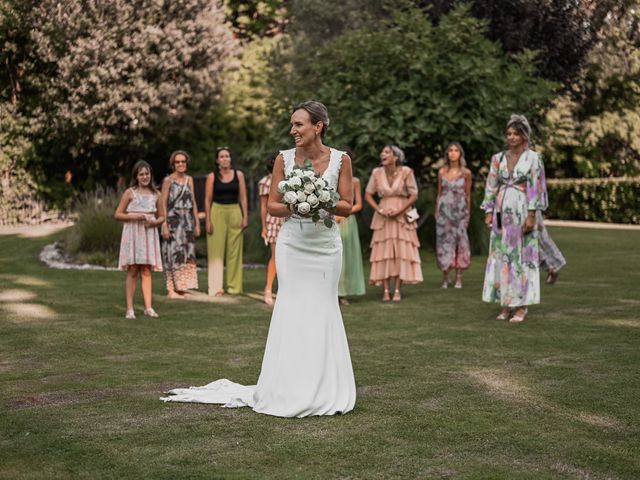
(546, 177, 640, 224)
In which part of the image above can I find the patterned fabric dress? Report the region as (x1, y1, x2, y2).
(481, 150, 547, 307)
(162, 179, 198, 291)
(366, 166, 423, 285)
(118, 189, 162, 271)
(536, 211, 566, 273)
(258, 174, 285, 245)
(436, 176, 471, 271)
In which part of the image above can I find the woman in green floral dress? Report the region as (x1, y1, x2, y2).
(481, 115, 548, 323)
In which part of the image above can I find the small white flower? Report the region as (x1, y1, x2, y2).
(305, 170, 316, 179)
(296, 191, 307, 203)
(289, 176, 302, 187)
(283, 191, 298, 204)
(314, 178, 326, 189)
(318, 190, 331, 202)
(293, 169, 305, 178)
(297, 202, 311, 214)
(306, 193, 319, 206)
(278, 180, 288, 193)
(304, 182, 315, 194)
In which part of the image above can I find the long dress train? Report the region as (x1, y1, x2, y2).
(161, 148, 356, 418)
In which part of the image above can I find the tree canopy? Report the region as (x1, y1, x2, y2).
(267, 4, 556, 179)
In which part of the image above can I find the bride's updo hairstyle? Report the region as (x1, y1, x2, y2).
(293, 100, 330, 138)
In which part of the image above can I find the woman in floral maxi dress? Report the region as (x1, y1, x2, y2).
(481, 115, 548, 323)
(160, 151, 200, 298)
(436, 142, 472, 288)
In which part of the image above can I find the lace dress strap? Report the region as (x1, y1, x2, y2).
(280, 148, 296, 177)
(324, 148, 344, 190)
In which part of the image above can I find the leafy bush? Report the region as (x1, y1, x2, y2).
(63, 187, 122, 266)
(268, 3, 556, 179)
(546, 177, 640, 224)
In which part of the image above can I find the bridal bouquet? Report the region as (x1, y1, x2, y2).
(278, 159, 340, 227)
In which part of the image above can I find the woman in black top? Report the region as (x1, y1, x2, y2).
(204, 147, 248, 296)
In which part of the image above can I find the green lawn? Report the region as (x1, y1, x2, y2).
(0, 227, 639, 479)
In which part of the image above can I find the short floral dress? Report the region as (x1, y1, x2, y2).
(258, 174, 285, 245)
(118, 188, 162, 271)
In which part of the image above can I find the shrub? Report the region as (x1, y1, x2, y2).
(63, 187, 122, 267)
(546, 177, 640, 224)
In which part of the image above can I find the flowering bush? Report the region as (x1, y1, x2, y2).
(277, 159, 340, 227)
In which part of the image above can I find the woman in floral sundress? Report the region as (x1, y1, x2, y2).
(436, 142, 472, 288)
(481, 115, 548, 323)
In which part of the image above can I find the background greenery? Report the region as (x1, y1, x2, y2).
(2, 0, 639, 223)
(1, 226, 639, 479)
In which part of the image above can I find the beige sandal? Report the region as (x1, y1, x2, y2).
(382, 289, 391, 302)
(509, 308, 528, 323)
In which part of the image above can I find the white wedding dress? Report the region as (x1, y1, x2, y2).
(161, 148, 357, 417)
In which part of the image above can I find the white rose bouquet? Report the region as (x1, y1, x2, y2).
(277, 159, 340, 227)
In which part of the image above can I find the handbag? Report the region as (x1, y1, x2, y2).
(405, 206, 419, 223)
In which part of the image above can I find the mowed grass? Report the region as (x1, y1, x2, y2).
(0, 226, 639, 479)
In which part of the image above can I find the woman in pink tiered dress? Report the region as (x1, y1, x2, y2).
(364, 145, 423, 302)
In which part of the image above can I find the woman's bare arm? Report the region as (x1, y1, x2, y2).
(351, 177, 363, 214)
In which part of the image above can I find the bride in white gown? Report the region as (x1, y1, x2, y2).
(161, 101, 357, 417)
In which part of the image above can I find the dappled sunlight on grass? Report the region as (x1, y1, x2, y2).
(466, 368, 535, 403)
(0, 289, 37, 302)
(0, 274, 50, 287)
(2, 302, 57, 322)
(465, 367, 624, 432)
(606, 319, 640, 328)
(0, 222, 73, 239)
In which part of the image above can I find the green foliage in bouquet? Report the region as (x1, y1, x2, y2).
(278, 159, 340, 228)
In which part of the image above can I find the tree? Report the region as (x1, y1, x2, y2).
(27, 0, 237, 188)
(267, 4, 555, 180)
(542, 1, 640, 177)
(0, 1, 50, 222)
(224, 0, 289, 39)
(421, 0, 632, 86)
